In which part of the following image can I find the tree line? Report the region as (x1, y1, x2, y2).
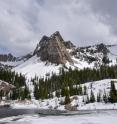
(1, 64, 117, 104)
(33, 65, 117, 104)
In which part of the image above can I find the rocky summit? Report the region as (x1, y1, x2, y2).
(33, 31, 73, 64)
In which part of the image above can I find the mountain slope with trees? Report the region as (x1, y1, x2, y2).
(0, 69, 30, 101)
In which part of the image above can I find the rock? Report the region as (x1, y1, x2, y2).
(0, 53, 16, 62)
(65, 104, 78, 111)
(96, 43, 109, 55)
(0, 80, 15, 97)
(16, 52, 33, 61)
(63, 41, 76, 49)
(33, 31, 73, 64)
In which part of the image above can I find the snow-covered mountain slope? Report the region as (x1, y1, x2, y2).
(0, 32, 117, 79)
(108, 45, 117, 62)
(0, 52, 33, 68)
(14, 41, 117, 79)
(0, 60, 24, 67)
(72, 44, 117, 67)
(13, 57, 96, 80)
(13, 56, 62, 79)
(11, 44, 117, 79)
(13, 55, 97, 79)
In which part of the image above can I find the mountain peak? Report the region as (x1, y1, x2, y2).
(50, 31, 64, 41)
(33, 31, 73, 64)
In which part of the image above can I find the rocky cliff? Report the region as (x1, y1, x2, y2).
(33, 31, 73, 64)
(0, 54, 16, 62)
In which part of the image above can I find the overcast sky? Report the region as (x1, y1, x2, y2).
(0, 0, 117, 56)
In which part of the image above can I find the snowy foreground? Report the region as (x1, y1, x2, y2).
(11, 101, 117, 111)
(1, 79, 117, 124)
(10, 79, 117, 110)
(0, 111, 117, 124)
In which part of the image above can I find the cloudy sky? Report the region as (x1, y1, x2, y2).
(0, 0, 117, 56)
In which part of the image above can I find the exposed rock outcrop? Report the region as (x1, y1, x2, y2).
(96, 43, 109, 55)
(33, 31, 73, 64)
(0, 80, 15, 96)
(0, 54, 16, 62)
(63, 41, 76, 49)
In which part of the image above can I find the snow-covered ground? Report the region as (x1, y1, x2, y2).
(0, 60, 24, 67)
(0, 79, 117, 123)
(10, 101, 37, 109)
(0, 111, 117, 124)
(13, 55, 94, 80)
(71, 56, 95, 69)
(10, 100, 117, 111)
(9, 79, 117, 111)
(35, 79, 117, 110)
(79, 102, 117, 110)
(13, 56, 62, 79)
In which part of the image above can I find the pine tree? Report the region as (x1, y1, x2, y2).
(23, 85, 31, 99)
(11, 89, 19, 100)
(34, 84, 39, 100)
(56, 90, 61, 98)
(82, 96, 85, 103)
(83, 86, 87, 95)
(78, 85, 83, 95)
(90, 90, 95, 103)
(97, 92, 101, 102)
(0, 90, 3, 100)
(64, 95, 70, 105)
(61, 88, 65, 97)
(86, 95, 90, 104)
(103, 91, 108, 103)
(109, 81, 117, 103)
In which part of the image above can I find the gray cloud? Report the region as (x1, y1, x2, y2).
(0, 0, 116, 56)
(86, 0, 117, 35)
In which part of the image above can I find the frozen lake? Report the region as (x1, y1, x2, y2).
(0, 110, 117, 124)
(0, 107, 38, 118)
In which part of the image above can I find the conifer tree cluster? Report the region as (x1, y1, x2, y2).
(33, 65, 117, 104)
(108, 81, 117, 103)
(0, 69, 30, 100)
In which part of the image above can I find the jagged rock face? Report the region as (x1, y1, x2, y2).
(33, 31, 73, 64)
(0, 54, 16, 62)
(16, 53, 33, 61)
(96, 43, 109, 55)
(73, 43, 112, 64)
(63, 41, 76, 49)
